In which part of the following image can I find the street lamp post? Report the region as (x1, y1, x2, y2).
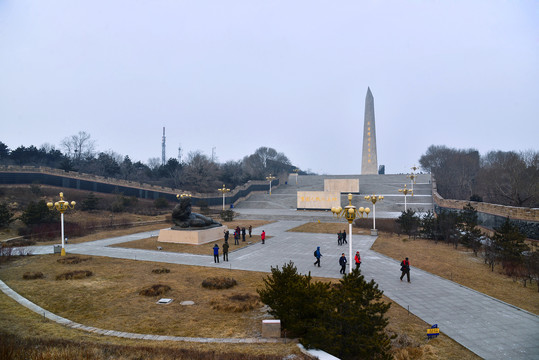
(398, 184, 413, 211)
(47, 192, 76, 256)
(331, 193, 370, 274)
(217, 184, 230, 210)
(293, 168, 300, 185)
(407, 173, 417, 191)
(266, 174, 276, 195)
(364, 195, 384, 236)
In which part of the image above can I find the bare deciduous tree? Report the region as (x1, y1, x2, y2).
(61, 131, 96, 161)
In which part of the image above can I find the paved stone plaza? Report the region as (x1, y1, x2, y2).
(3, 174, 539, 359)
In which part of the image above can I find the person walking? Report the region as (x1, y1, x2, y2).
(313, 246, 322, 267)
(342, 230, 347, 244)
(337, 231, 342, 246)
(224, 230, 229, 243)
(261, 230, 266, 244)
(354, 251, 361, 270)
(248, 225, 252, 238)
(400, 257, 411, 282)
(234, 230, 239, 245)
(241, 227, 246, 242)
(213, 244, 220, 263)
(222, 241, 229, 262)
(339, 253, 347, 274)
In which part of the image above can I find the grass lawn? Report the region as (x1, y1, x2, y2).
(0, 253, 477, 359)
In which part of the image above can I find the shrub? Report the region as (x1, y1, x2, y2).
(23, 272, 44, 280)
(198, 200, 210, 215)
(57, 256, 90, 265)
(201, 276, 237, 290)
(152, 268, 170, 274)
(0, 202, 14, 228)
(210, 293, 260, 312)
(220, 209, 236, 222)
(56, 270, 93, 280)
(81, 193, 100, 211)
(4, 238, 36, 247)
(139, 284, 171, 296)
(153, 197, 169, 209)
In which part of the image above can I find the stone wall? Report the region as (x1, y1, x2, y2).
(323, 179, 360, 193)
(432, 178, 538, 240)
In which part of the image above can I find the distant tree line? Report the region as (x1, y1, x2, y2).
(419, 145, 538, 207)
(0, 131, 304, 193)
(396, 206, 539, 291)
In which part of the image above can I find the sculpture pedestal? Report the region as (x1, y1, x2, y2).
(158, 226, 227, 245)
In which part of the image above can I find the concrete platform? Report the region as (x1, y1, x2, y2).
(158, 226, 227, 245)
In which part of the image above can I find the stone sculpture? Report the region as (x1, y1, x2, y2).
(172, 196, 221, 229)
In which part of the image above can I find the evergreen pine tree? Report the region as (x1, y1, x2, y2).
(304, 269, 392, 360)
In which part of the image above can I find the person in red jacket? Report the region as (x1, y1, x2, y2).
(400, 257, 411, 282)
(354, 251, 361, 270)
(261, 230, 266, 244)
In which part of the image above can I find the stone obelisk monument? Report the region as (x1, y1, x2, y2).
(361, 87, 378, 174)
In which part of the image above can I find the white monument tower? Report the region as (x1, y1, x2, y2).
(361, 87, 378, 174)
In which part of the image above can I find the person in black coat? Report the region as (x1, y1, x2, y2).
(339, 253, 347, 274)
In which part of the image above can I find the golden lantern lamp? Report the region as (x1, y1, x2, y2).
(331, 193, 370, 274)
(265, 174, 276, 195)
(217, 184, 230, 210)
(47, 192, 76, 256)
(398, 184, 413, 211)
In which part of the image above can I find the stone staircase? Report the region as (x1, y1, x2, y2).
(235, 173, 433, 218)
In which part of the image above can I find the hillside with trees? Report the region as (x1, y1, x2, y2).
(0, 132, 303, 193)
(419, 145, 538, 208)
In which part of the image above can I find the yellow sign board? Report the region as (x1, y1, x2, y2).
(427, 328, 440, 334)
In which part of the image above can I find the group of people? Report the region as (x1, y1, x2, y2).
(214, 225, 412, 282)
(315, 249, 361, 274)
(314, 245, 412, 282)
(337, 230, 347, 246)
(213, 225, 262, 263)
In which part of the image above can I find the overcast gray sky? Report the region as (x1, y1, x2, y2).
(1, 1, 537, 175)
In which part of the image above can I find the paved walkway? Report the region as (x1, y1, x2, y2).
(6, 220, 539, 359)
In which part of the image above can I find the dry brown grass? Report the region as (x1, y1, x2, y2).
(210, 293, 261, 313)
(0, 254, 479, 359)
(114, 220, 272, 255)
(372, 233, 539, 314)
(288, 221, 371, 235)
(0, 293, 306, 359)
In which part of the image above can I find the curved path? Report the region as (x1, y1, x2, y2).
(5, 219, 539, 359)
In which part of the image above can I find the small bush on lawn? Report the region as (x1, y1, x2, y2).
(201, 276, 237, 290)
(23, 272, 44, 280)
(220, 210, 236, 222)
(152, 268, 170, 274)
(57, 256, 91, 265)
(56, 270, 93, 280)
(139, 284, 171, 296)
(210, 293, 260, 312)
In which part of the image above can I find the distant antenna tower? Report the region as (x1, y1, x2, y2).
(211, 147, 216, 162)
(162, 127, 166, 166)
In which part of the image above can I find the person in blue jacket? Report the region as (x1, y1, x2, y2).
(213, 244, 219, 263)
(313, 246, 322, 267)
